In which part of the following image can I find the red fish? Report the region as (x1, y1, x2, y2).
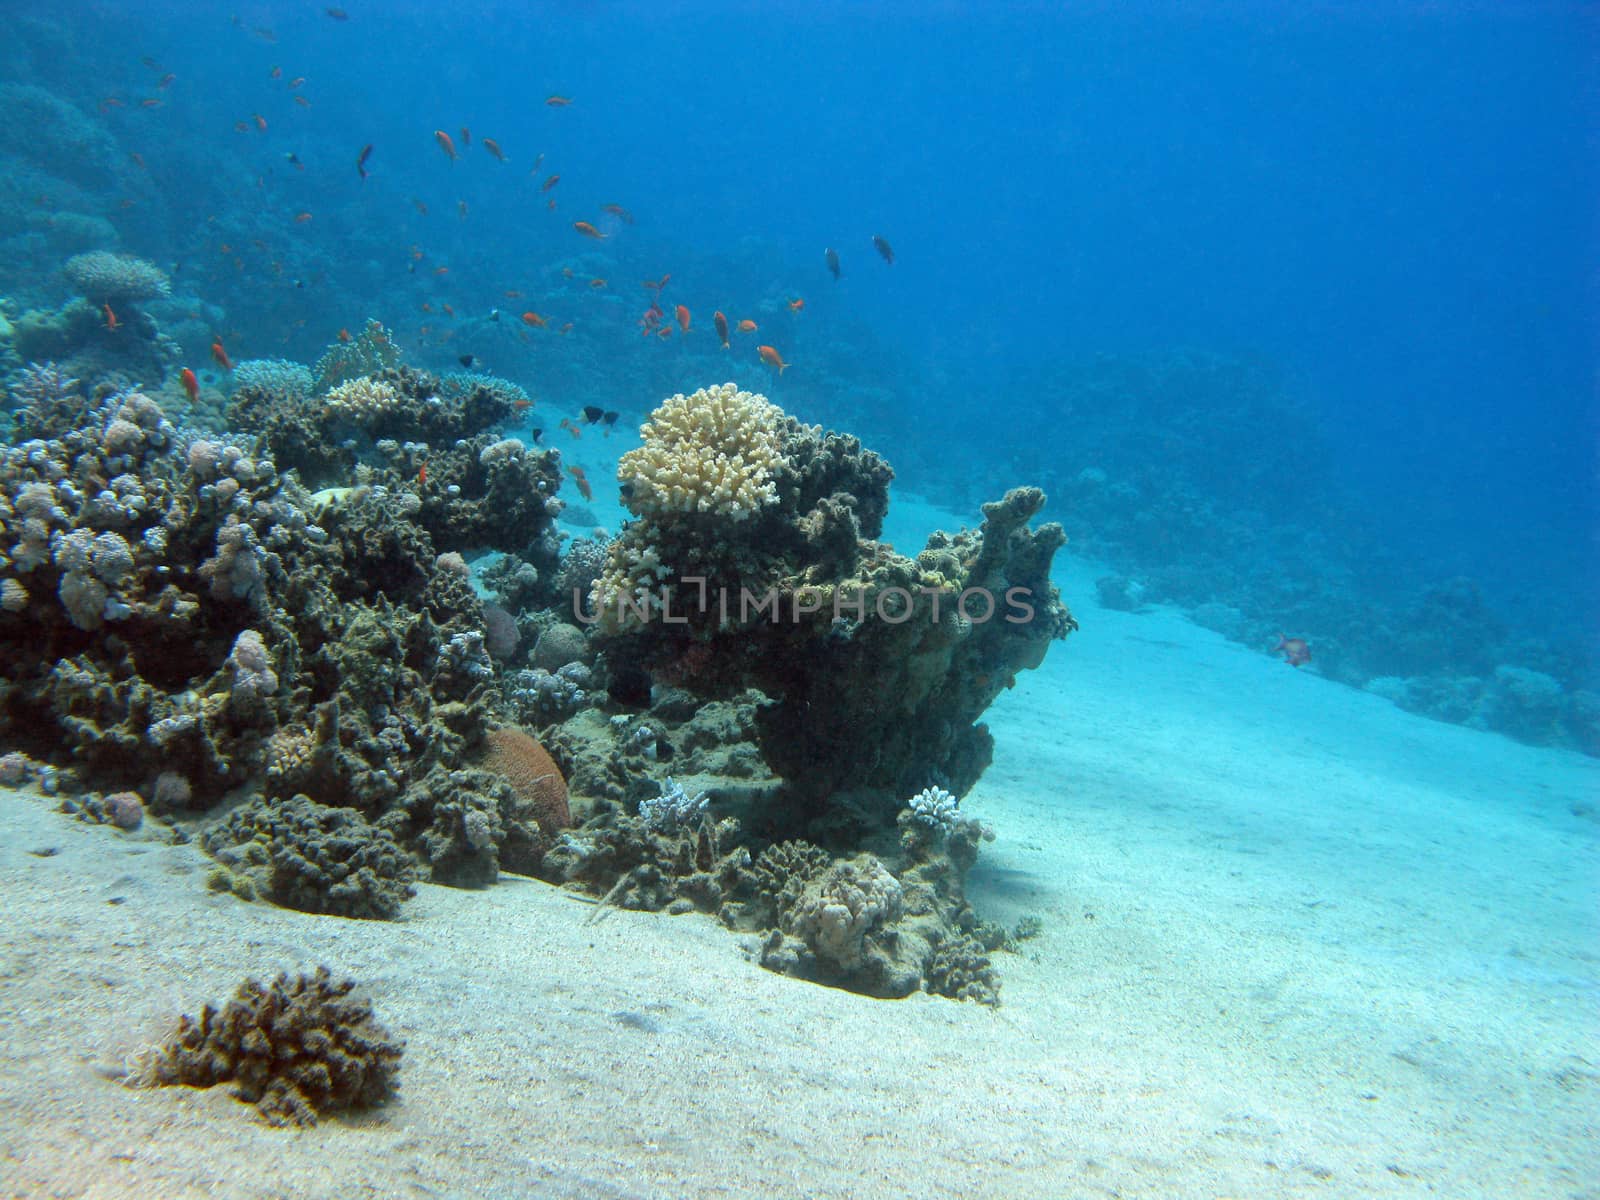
(337, 327, 352, 342)
(559, 417, 583, 439)
(483, 138, 506, 162)
(788, 298, 805, 312)
(540, 173, 560, 192)
(434, 129, 457, 161)
(1273, 634, 1311, 668)
(572, 221, 605, 239)
(289, 76, 306, 89)
(600, 204, 635, 224)
(736, 318, 757, 333)
(757, 344, 789, 374)
(252, 113, 267, 131)
(103, 303, 120, 331)
(521, 311, 547, 328)
(211, 340, 233, 370)
(567, 465, 593, 501)
(294, 211, 313, 223)
(180, 367, 199, 402)
(418, 462, 428, 487)
(293, 95, 311, 108)
(713, 310, 729, 349)
(675, 304, 690, 334)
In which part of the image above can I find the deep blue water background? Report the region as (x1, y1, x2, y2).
(6, 1, 1597, 643)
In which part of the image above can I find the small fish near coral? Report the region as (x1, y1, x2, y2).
(1273, 633, 1312, 667)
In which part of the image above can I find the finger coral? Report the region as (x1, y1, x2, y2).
(135, 966, 403, 1126)
(618, 382, 788, 520)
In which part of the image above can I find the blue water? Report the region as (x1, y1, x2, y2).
(1, 0, 1595, 710)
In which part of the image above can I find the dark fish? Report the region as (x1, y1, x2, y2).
(529, 427, 542, 443)
(458, 354, 476, 368)
(825, 247, 840, 280)
(582, 405, 604, 424)
(601, 411, 618, 426)
(356, 142, 373, 180)
(460, 126, 471, 146)
(325, 6, 349, 18)
(284, 152, 303, 169)
(872, 235, 893, 265)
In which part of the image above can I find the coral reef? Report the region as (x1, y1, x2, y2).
(134, 966, 403, 1126)
(618, 382, 789, 519)
(588, 385, 1073, 840)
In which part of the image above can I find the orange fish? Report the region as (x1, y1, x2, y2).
(271, 66, 283, 79)
(736, 319, 757, 333)
(482, 137, 505, 161)
(211, 340, 233, 370)
(253, 113, 267, 131)
(337, 327, 352, 342)
(100, 96, 125, 111)
(572, 221, 606, 239)
(441, 303, 455, 316)
(713, 310, 729, 349)
(559, 417, 582, 439)
(293, 95, 311, 108)
(140, 98, 162, 109)
(757, 344, 789, 374)
(434, 129, 457, 160)
(589, 278, 606, 288)
(294, 211, 313, 222)
(157, 73, 176, 89)
(129, 151, 146, 170)
(418, 462, 428, 487)
(289, 76, 305, 89)
(788, 298, 805, 312)
(546, 95, 572, 107)
(503, 289, 523, 299)
(562, 267, 574, 278)
(180, 367, 199, 402)
(675, 304, 690, 334)
(521, 311, 547, 328)
(512, 398, 534, 410)
(541, 173, 560, 192)
(434, 265, 450, 275)
(600, 204, 635, 225)
(460, 127, 471, 146)
(546, 198, 556, 211)
(103, 303, 120, 331)
(559, 322, 573, 335)
(421, 302, 434, 313)
(567, 465, 593, 501)
(656, 327, 672, 340)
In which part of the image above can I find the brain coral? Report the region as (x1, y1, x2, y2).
(617, 382, 788, 520)
(63, 251, 171, 302)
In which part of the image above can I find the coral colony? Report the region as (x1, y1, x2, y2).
(0, 245, 1074, 1054)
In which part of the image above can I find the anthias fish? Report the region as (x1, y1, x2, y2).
(872, 234, 894, 264)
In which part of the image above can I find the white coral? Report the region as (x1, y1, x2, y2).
(617, 382, 788, 520)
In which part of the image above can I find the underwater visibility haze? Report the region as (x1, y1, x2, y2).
(0, 3, 1594, 1197)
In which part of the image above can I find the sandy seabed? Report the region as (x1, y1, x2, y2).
(1, 516, 1595, 1200)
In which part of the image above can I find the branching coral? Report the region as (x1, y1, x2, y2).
(618, 382, 788, 520)
(62, 251, 170, 303)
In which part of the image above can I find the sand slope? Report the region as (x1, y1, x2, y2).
(1, 541, 1595, 1200)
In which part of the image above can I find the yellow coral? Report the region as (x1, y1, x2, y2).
(323, 375, 400, 420)
(617, 382, 788, 521)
